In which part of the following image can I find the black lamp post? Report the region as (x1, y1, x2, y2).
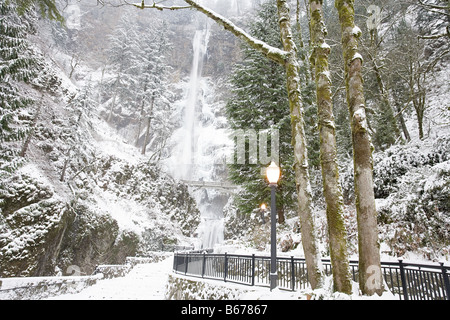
(266, 161, 280, 291)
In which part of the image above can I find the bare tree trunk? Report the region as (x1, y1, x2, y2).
(277, 0, 324, 290)
(142, 95, 155, 156)
(395, 102, 411, 142)
(60, 153, 70, 182)
(135, 100, 144, 147)
(335, 0, 383, 296)
(310, 0, 352, 294)
(69, 54, 79, 79)
(20, 99, 42, 157)
(412, 72, 426, 140)
(108, 73, 121, 123)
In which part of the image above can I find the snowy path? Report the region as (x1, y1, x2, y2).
(47, 257, 173, 300)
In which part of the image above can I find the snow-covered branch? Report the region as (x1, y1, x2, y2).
(133, 1, 191, 11)
(418, 0, 450, 12)
(133, 0, 289, 65)
(184, 0, 288, 65)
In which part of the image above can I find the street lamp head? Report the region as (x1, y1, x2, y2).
(261, 203, 267, 211)
(266, 161, 280, 185)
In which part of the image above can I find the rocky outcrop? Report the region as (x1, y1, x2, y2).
(0, 158, 200, 277)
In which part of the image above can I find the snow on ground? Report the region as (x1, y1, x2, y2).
(43, 254, 398, 300)
(46, 257, 174, 300)
(89, 114, 144, 166)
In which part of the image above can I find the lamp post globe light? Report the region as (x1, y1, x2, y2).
(266, 161, 280, 291)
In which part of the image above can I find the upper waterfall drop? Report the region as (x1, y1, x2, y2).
(164, 20, 229, 250)
(173, 26, 211, 181)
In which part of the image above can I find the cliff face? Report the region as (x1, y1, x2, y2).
(0, 135, 200, 277)
(0, 21, 202, 279)
(0, 118, 201, 277)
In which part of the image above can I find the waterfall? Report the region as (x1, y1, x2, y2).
(177, 28, 209, 180)
(166, 21, 230, 251)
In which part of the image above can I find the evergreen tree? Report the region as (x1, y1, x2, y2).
(59, 81, 97, 182)
(14, 0, 63, 22)
(225, 1, 295, 223)
(0, 0, 36, 176)
(102, 12, 140, 122)
(101, 10, 173, 157)
(134, 20, 173, 154)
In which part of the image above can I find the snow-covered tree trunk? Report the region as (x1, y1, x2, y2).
(108, 73, 121, 123)
(135, 100, 144, 147)
(19, 98, 42, 158)
(335, 0, 384, 296)
(142, 95, 154, 156)
(309, 0, 352, 294)
(276, 0, 323, 290)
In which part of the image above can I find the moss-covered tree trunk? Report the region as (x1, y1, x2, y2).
(334, 0, 384, 296)
(309, 0, 352, 294)
(277, 0, 323, 290)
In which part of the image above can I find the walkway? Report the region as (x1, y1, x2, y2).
(47, 256, 174, 300)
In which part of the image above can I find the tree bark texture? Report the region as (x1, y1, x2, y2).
(335, 0, 384, 296)
(309, 0, 352, 295)
(277, 0, 324, 290)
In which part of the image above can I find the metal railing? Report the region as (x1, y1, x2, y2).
(173, 252, 450, 300)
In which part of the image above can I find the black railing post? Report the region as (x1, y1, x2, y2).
(398, 259, 408, 300)
(185, 253, 188, 275)
(174, 252, 177, 272)
(291, 256, 295, 291)
(202, 252, 206, 278)
(251, 254, 255, 286)
(224, 253, 228, 282)
(440, 262, 450, 300)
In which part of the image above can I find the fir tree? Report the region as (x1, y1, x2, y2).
(103, 12, 140, 122)
(14, 0, 63, 22)
(101, 11, 173, 157)
(134, 20, 173, 153)
(0, 0, 36, 175)
(225, 2, 296, 222)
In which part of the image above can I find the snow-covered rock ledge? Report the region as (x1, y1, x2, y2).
(165, 274, 249, 300)
(126, 252, 173, 266)
(0, 274, 103, 300)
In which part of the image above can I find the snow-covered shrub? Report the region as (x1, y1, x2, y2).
(339, 136, 450, 259)
(373, 137, 449, 199)
(340, 137, 449, 202)
(377, 149, 450, 259)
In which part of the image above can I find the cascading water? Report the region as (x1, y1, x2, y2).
(166, 17, 231, 250)
(178, 28, 209, 180)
